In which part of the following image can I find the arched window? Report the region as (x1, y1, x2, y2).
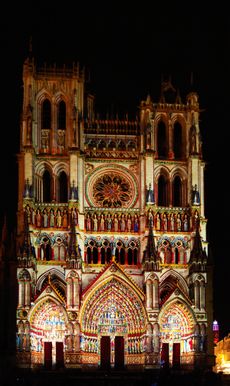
(157, 121, 168, 158)
(106, 247, 111, 263)
(101, 248, 106, 264)
(98, 140, 106, 149)
(120, 248, 125, 264)
(165, 247, 172, 264)
(127, 141, 136, 150)
(87, 247, 91, 264)
(41, 238, 52, 261)
(134, 249, 138, 265)
(115, 248, 119, 263)
(173, 122, 183, 159)
(118, 141, 126, 150)
(53, 237, 66, 261)
(128, 249, 133, 265)
(41, 99, 51, 129)
(158, 175, 168, 206)
(108, 141, 116, 149)
(57, 101, 66, 129)
(175, 248, 179, 264)
(172, 176, 182, 207)
(58, 171, 68, 203)
(43, 170, 52, 202)
(93, 247, 98, 264)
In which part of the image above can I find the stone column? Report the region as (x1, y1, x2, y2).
(200, 281, 205, 310)
(66, 278, 71, 308)
(73, 278, 79, 308)
(18, 281, 24, 307)
(194, 281, 200, 309)
(152, 279, 159, 309)
(24, 281, 31, 306)
(146, 279, 153, 309)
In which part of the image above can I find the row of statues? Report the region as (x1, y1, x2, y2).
(25, 205, 78, 228)
(24, 204, 199, 233)
(148, 209, 199, 232)
(85, 213, 139, 232)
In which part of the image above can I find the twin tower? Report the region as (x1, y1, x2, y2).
(16, 54, 214, 370)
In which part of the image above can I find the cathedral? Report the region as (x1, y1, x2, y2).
(15, 53, 215, 371)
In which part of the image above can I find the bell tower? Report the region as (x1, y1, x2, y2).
(15, 55, 214, 370)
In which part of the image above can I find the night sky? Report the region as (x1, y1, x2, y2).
(1, 3, 229, 339)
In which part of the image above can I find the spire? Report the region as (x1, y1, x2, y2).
(67, 218, 81, 269)
(18, 212, 36, 268)
(143, 217, 160, 271)
(159, 75, 176, 103)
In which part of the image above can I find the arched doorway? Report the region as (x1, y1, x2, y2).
(29, 297, 67, 369)
(80, 277, 147, 369)
(159, 300, 195, 368)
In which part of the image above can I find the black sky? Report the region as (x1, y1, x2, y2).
(1, 3, 230, 339)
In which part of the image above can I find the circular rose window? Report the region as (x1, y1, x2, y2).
(86, 168, 137, 208)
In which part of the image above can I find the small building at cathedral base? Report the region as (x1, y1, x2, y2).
(214, 334, 230, 374)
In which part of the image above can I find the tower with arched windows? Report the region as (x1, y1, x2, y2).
(16, 57, 214, 370)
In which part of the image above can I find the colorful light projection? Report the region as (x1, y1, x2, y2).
(85, 165, 138, 209)
(92, 174, 132, 208)
(159, 301, 194, 353)
(80, 278, 146, 354)
(29, 298, 66, 353)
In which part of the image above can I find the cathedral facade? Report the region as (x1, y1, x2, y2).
(16, 55, 214, 370)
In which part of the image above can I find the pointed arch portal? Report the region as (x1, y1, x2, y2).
(29, 297, 67, 368)
(159, 300, 195, 367)
(80, 277, 147, 367)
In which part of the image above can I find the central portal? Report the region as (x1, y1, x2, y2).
(100, 336, 124, 369)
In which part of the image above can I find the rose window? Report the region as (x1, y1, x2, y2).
(92, 174, 132, 208)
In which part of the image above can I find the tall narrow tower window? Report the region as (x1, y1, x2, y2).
(58, 101, 66, 129)
(157, 121, 168, 158)
(41, 99, 51, 129)
(173, 122, 183, 159)
(158, 175, 168, 206)
(172, 176, 182, 207)
(43, 170, 52, 203)
(58, 171, 68, 203)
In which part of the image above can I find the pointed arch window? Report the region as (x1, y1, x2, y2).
(41, 99, 51, 129)
(134, 249, 138, 265)
(175, 248, 179, 264)
(173, 122, 183, 159)
(93, 247, 98, 264)
(172, 176, 182, 207)
(158, 175, 168, 206)
(101, 248, 106, 264)
(41, 238, 52, 261)
(115, 247, 125, 264)
(43, 170, 52, 203)
(157, 121, 168, 158)
(57, 101, 66, 129)
(120, 248, 125, 264)
(53, 237, 66, 261)
(87, 247, 92, 264)
(58, 171, 68, 203)
(106, 247, 112, 263)
(98, 140, 106, 149)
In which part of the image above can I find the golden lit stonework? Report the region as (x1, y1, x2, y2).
(15, 58, 213, 371)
